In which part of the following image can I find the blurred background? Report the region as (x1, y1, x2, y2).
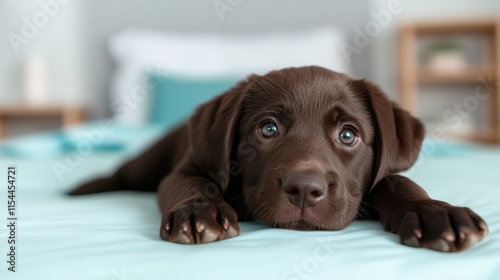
(0, 0, 499, 145)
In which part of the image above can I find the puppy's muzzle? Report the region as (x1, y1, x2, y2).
(281, 172, 328, 209)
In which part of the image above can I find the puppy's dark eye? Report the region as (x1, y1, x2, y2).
(338, 128, 357, 146)
(260, 122, 279, 138)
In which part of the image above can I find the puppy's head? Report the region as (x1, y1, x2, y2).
(189, 66, 424, 231)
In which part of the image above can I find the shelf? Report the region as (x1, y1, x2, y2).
(0, 105, 83, 117)
(399, 19, 500, 144)
(426, 128, 499, 144)
(455, 129, 500, 144)
(0, 104, 86, 139)
(418, 66, 495, 84)
(406, 19, 498, 34)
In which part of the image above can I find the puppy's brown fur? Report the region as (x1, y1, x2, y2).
(71, 66, 487, 252)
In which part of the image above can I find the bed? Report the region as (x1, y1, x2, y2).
(0, 122, 499, 280)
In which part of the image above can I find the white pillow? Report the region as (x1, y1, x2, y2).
(108, 27, 349, 125)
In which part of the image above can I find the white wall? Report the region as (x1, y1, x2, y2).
(1, 0, 373, 118)
(0, 0, 87, 104)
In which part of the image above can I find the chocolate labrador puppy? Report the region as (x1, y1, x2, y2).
(70, 66, 488, 252)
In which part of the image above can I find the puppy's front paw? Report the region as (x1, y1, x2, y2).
(160, 199, 240, 244)
(398, 202, 488, 252)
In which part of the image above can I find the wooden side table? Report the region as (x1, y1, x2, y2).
(0, 105, 85, 139)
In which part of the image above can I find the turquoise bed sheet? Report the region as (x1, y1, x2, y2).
(0, 124, 499, 280)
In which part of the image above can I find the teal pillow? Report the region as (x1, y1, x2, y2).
(149, 75, 239, 128)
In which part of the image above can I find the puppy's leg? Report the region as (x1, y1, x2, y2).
(366, 175, 488, 252)
(69, 125, 189, 195)
(157, 168, 240, 244)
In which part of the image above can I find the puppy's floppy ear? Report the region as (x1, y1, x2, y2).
(188, 75, 257, 190)
(355, 80, 425, 191)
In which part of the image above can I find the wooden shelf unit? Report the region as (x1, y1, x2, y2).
(0, 105, 85, 139)
(418, 65, 494, 84)
(398, 19, 500, 144)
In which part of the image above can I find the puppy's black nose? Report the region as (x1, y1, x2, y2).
(281, 172, 327, 209)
